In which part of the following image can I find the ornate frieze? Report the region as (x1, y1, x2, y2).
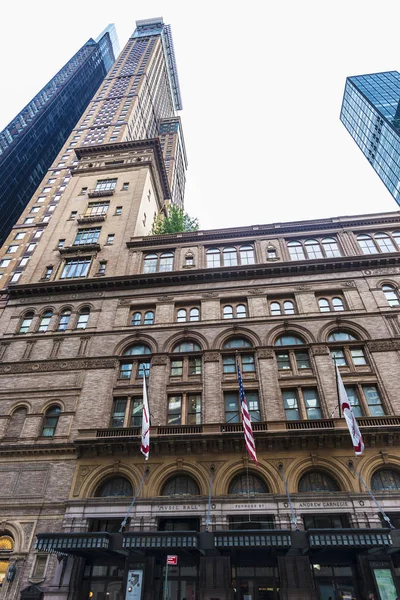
(0, 357, 118, 374)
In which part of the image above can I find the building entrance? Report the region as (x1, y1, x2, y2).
(312, 565, 357, 600)
(232, 566, 280, 600)
(154, 562, 198, 600)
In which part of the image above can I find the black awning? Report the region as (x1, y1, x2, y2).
(123, 531, 198, 550)
(35, 533, 111, 556)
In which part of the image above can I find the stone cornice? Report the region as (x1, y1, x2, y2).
(126, 212, 400, 247)
(0, 443, 76, 458)
(7, 254, 400, 298)
(0, 357, 118, 375)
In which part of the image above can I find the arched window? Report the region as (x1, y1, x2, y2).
(4, 407, 27, 439)
(270, 302, 281, 315)
(223, 305, 233, 319)
(38, 310, 53, 332)
(321, 238, 341, 257)
(159, 252, 174, 272)
(223, 337, 252, 349)
(144, 311, 154, 325)
(229, 473, 268, 494)
(143, 253, 158, 274)
(206, 248, 221, 268)
(328, 331, 357, 342)
(120, 344, 151, 380)
(223, 247, 238, 267)
(172, 341, 201, 353)
(57, 309, 71, 331)
(283, 301, 295, 314)
(131, 311, 142, 326)
(41, 405, 61, 437)
(19, 311, 34, 334)
(239, 245, 255, 265)
(287, 241, 305, 260)
(275, 334, 304, 346)
(299, 471, 339, 492)
(357, 234, 378, 254)
(304, 239, 323, 259)
(382, 285, 400, 307)
(236, 304, 247, 318)
(189, 308, 200, 322)
(0, 534, 14, 587)
(95, 476, 133, 497)
(371, 469, 400, 491)
(318, 298, 330, 313)
(76, 307, 90, 329)
(393, 231, 400, 248)
(161, 475, 200, 496)
(375, 233, 396, 253)
(177, 309, 187, 323)
(266, 246, 277, 260)
(332, 297, 344, 311)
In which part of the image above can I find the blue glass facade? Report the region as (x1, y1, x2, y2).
(340, 71, 400, 205)
(0, 26, 119, 245)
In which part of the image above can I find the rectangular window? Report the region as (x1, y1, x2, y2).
(0, 259, 11, 267)
(85, 201, 109, 216)
(282, 390, 300, 420)
(19, 257, 29, 267)
(10, 272, 22, 283)
(223, 356, 236, 374)
(277, 352, 291, 370)
(80, 187, 88, 195)
(303, 388, 322, 419)
(74, 228, 101, 245)
(98, 261, 107, 275)
(27, 243, 36, 252)
(6, 245, 18, 253)
(189, 357, 202, 376)
(187, 394, 201, 424)
(14, 232, 25, 240)
(295, 351, 311, 369)
(344, 386, 363, 417)
(131, 398, 142, 427)
(115, 206, 122, 215)
(30, 207, 40, 213)
(58, 239, 65, 249)
(37, 196, 46, 203)
(168, 395, 182, 425)
(43, 267, 53, 280)
(33, 230, 44, 239)
(24, 218, 34, 224)
(122, 182, 129, 190)
(106, 234, 115, 245)
(171, 359, 183, 377)
(224, 391, 260, 422)
(363, 385, 385, 416)
(60, 257, 91, 279)
(111, 398, 127, 428)
(32, 555, 48, 579)
(70, 211, 77, 220)
(95, 178, 117, 191)
(350, 348, 367, 366)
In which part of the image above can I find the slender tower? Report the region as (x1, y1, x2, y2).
(0, 18, 186, 289)
(0, 25, 119, 246)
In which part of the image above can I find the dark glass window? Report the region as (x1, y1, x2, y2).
(95, 477, 133, 497)
(161, 475, 200, 496)
(371, 469, 400, 491)
(299, 472, 339, 492)
(275, 334, 304, 346)
(38, 310, 52, 332)
(303, 513, 350, 529)
(229, 473, 268, 494)
(41, 405, 61, 437)
(19, 312, 34, 334)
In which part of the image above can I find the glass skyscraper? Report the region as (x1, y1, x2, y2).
(340, 71, 400, 205)
(0, 25, 119, 245)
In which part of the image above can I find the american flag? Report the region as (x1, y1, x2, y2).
(237, 360, 258, 465)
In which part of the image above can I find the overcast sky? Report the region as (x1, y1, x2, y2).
(1, 0, 399, 230)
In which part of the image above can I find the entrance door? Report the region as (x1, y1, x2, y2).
(318, 582, 336, 600)
(155, 563, 198, 600)
(233, 566, 280, 600)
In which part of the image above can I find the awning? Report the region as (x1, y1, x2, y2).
(123, 532, 197, 550)
(308, 529, 392, 548)
(214, 531, 291, 549)
(35, 533, 111, 556)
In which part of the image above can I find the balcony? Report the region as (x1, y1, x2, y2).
(88, 188, 115, 198)
(59, 243, 100, 256)
(75, 416, 400, 443)
(77, 214, 107, 224)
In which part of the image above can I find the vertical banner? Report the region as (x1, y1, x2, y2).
(125, 569, 143, 600)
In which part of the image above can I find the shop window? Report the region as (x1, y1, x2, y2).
(161, 475, 200, 496)
(228, 473, 268, 494)
(303, 513, 350, 529)
(41, 405, 61, 437)
(298, 471, 339, 492)
(95, 477, 133, 497)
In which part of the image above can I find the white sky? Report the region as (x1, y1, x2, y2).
(1, 0, 399, 230)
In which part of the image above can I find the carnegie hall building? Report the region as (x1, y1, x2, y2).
(2, 16, 400, 600)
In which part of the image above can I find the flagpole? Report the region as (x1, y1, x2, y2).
(119, 467, 149, 532)
(348, 461, 394, 529)
(279, 463, 299, 531)
(205, 465, 215, 532)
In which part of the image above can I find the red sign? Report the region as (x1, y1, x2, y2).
(167, 555, 178, 565)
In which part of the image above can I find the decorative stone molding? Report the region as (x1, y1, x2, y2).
(0, 357, 119, 374)
(158, 296, 174, 302)
(249, 288, 265, 295)
(202, 292, 219, 298)
(73, 465, 99, 497)
(119, 298, 133, 305)
(311, 345, 330, 356)
(367, 340, 400, 352)
(203, 352, 219, 363)
(341, 280, 356, 287)
(19, 292, 104, 304)
(295, 285, 310, 291)
(151, 355, 168, 366)
(363, 268, 400, 276)
(257, 349, 274, 359)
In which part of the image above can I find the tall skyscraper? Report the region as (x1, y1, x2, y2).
(340, 71, 400, 205)
(0, 24, 119, 246)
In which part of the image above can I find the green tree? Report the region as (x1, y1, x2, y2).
(151, 205, 199, 234)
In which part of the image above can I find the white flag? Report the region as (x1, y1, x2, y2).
(336, 366, 364, 456)
(140, 372, 150, 460)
